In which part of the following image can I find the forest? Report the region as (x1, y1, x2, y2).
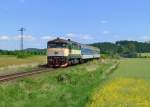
(0, 48, 46, 58)
(91, 40, 150, 58)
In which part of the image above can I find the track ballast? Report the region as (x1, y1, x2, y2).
(0, 67, 52, 82)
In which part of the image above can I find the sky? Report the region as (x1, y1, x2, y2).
(0, 0, 150, 50)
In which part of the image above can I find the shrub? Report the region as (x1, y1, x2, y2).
(120, 51, 137, 58)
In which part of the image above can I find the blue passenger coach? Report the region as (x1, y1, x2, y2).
(81, 45, 100, 59)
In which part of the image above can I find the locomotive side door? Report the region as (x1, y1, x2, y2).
(68, 43, 72, 54)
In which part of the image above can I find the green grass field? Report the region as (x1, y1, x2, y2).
(88, 58, 150, 107)
(0, 55, 46, 68)
(0, 59, 116, 107)
(0, 55, 47, 75)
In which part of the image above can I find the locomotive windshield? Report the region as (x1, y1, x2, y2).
(48, 43, 67, 48)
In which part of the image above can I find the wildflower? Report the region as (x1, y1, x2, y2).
(87, 78, 150, 107)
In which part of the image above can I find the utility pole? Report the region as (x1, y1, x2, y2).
(18, 27, 26, 50)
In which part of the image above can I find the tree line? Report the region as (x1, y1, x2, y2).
(0, 48, 46, 58)
(91, 40, 150, 58)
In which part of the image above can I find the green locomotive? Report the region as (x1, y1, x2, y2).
(47, 38, 100, 67)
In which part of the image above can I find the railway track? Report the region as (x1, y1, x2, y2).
(0, 67, 53, 82)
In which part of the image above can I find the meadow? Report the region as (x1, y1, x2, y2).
(87, 58, 150, 107)
(0, 55, 46, 68)
(138, 53, 150, 58)
(0, 59, 116, 107)
(0, 55, 47, 75)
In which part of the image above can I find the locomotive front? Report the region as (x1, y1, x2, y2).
(47, 38, 70, 67)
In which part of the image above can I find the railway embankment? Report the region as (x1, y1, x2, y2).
(0, 59, 116, 107)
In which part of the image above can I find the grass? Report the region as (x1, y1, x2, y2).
(0, 55, 47, 75)
(0, 55, 46, 68)
(1, 56, 149, 107)
(110, 58, 150, 81)
(0, 59, 116, 107)
(138, 53, 150, 57)
(87, 58, 150, 107)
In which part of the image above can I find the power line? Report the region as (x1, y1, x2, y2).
(18, 27, 26, 50)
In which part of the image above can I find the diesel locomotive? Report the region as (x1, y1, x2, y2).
(47, 38, 100, 67)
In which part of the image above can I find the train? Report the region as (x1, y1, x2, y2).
(47, 38, 100, 67)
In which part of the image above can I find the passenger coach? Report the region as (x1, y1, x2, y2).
(47, 38, 100, 67)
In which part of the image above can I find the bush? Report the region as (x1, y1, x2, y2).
(57, 74, 71, 84)
(120, 51, 137, 58)
(101, 54, 120, 59)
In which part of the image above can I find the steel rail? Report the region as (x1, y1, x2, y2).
(0, 68, 52, 82)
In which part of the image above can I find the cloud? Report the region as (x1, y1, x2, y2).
(13, 35, 35, 41)
(0, 35, 36, 41)
(113, 35, 119, 38)
(102, 30, 110, 35)
(40, 33, 94, 43)
(40, 33, 94, 42)
(140, 36, 150, 40)
(81, 35, 94, 40)
(65, 33, 75, 38)
(64, 33, 93, 40)
(63, 33, 94, 43)
(40, 36, 56, 40)
(100, 20, 108, 24)
(0, 36, 10, 41)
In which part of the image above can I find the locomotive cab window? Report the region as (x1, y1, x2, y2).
(48, 43, 67, 48)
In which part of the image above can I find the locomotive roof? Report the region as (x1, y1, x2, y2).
(48, 38, 100, 51)
(47, 38, 80, 45)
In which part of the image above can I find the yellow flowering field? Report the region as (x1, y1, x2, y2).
(87, 78, 150, 107)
